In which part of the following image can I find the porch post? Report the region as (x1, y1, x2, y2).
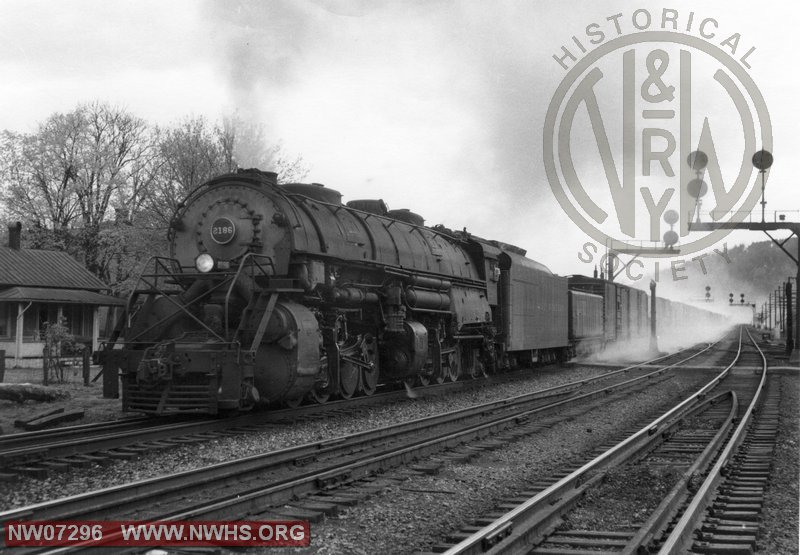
(92, 306, 100, 352)
(15, 302, 24, 367)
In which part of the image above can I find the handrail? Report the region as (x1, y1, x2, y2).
(223, 253, 276, 339)
(120, 256, 234, 345)
(104, 257, 185, 347)
(125, 276, 231, 344)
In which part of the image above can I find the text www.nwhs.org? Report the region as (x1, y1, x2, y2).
(5, 520, 310, 547)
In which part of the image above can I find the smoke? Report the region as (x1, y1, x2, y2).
(588, 317, 733, 363)
(202, 0, 326, 122)
(195, 2, 787, 281)
(199, 1, 573, 261)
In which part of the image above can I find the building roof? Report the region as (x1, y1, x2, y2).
(0, 287, 124, 306)
(0, 247, 110, 291)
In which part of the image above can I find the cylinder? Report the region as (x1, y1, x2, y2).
(329, 287, 380, 305)
(406, 288, 451, 310)
(408, 275, 452, 291)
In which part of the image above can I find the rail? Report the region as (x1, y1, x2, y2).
(0, 341, 716, 552)
(657, 327, 768, 554)
(440, 327, 745, 555)
(0, 343, 704, 474)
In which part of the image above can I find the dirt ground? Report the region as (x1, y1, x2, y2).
(0, 366, 123, 434)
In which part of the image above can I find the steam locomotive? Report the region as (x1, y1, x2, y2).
(102, 169, 725, 414)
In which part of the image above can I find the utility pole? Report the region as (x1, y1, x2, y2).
(650, 280, 657, 353)
(787, 280, 794, 352)
(767, 293, 774, 330)
(780, 285, 786, 334)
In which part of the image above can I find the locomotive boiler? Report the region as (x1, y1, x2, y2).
(107, 169, 514, 413)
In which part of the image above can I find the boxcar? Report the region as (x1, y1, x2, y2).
(499, 251, 568, 361)
(616, 284, 631, 341)
(632, 288, 649, 338)
(568, 290, 604, 353)
(567, 275, 616, 345)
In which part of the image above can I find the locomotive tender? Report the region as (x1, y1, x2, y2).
(103, 169, 724, 414)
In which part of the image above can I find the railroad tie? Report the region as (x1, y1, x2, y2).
(690, 386, 780, 554)
(11, 466, 49, 478)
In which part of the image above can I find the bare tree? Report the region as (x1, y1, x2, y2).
(0, 104, 310, 288)
(0, 116, 83, 229)
(0, 103, 158, 279)
(114, 125, 164, 225)
(146, 116, 230, 225)
(71, 102, 150, 229)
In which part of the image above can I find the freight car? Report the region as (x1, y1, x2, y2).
(566, 274, 726, 352)
(102, 169, 726, 414)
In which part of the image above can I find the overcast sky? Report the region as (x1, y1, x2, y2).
(1, 0, 797, 302)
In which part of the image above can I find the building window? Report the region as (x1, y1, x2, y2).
(23, 302, 40, 340)
(64, 304, 91, 339)
(22, 303, 59, 341)
(0, 303, 10, 338)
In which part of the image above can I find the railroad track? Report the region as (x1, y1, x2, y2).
(0, 368, 549, 478)
(0, 343, 709, 479)
(0, 339, 719, 553)
(430, 326, 775, 555)
(659, 329, 776, 554)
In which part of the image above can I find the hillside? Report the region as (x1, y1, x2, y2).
(648, 237, 797, 309)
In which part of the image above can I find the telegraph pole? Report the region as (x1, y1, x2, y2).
(650, 280, 657, 353)
(768, 293, 773, 330)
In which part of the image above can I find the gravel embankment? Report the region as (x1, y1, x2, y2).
(1, 364, 615, 511)
(245, 373, 712, 555)
(759, 373, 799, 554)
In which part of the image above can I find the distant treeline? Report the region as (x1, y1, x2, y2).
(661, 237, 799, 306)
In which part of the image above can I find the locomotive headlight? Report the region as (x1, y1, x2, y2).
(195, 253, 215, 273)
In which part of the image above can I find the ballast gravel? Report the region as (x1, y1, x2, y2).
(240, 372, 713, 555)
(758, 373, 799, 554)
(1, 364, 614, 511)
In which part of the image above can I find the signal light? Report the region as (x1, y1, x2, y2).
(740, 293, 745, 304)
(729, 293, 734, 304)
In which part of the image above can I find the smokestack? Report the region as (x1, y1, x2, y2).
(7, 222, 21, 250)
